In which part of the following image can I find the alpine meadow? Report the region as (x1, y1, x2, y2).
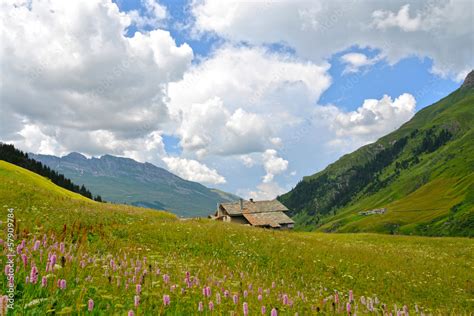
(1, 1, 473, 315)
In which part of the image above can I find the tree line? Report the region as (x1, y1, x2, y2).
(0, 143, 103, 202)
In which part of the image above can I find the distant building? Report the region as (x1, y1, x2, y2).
(212, 199, 294, 229)
(358, 208, 387, 216)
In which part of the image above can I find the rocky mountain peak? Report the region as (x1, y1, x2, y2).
(461, 70, 474, 89)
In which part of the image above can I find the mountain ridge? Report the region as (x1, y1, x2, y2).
(279, 71, 474, 236)
(30, 152, 239, 217)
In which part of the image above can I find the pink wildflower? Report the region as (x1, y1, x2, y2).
(134, 295, 140, 307)
(21, 254, 28, 267)
(208, 301, 214, 311)
(346, 302, 351, 313)
(136, 284, 141, 295)
(128, 310, 135, 316)
(258, 294, 263, 301)
(30, 265, 38, 284)
(33, 240, 41, 251)
(59, 279, 66, 290)
(261, 306, 266, 315)
(233, 294, 238, 304)
(163, 294, 170, 306)
(349, 290, 353, 302)
(216, 293, 221, 304)
(243, 302, 249, 316)
(88, 299, 94, 312)
(41, 276, 47, 287)
(198, 301, 203, 312)
(283, 294, 289, 305)
(271, 308, 278, 316)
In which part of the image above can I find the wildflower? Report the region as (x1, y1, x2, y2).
(88, 299, 94, 312)
(282, 294, 289, 305)
(134, 295, 140, 307)
(224, 290, 230, 298)
(258, 287, 263, 294)
(198, 301, 203, 312)
(233, 294, 238, 304)
(271, 308, 278, 316)
(360, 296, 366, 305)
(334, 291, 339, 304)
(163, 274, 170, 284)
(349, 290, 353, 302)
(59, 279, 66, 290)
(243, 302, 249, 316)
(204, 286, 211, 297)
(271, 281, 276, 288)
(258, 294, 263, 301)
(30, 265, 38, 284)
(163, 294, 170, 306)
(346, 302, 351, 313)
(244, 290, 248, 298)
(136, 284, 141, 295)
(41, 276, 47, 287)
(403, 305, 409, 314)
(216, 293, 221, 304)
(209, 301, 214, 311)
(60, 242, 65, 253)
(261, 306, 266, 315)
(21, 253, 28, 267)
(128, 310, 135, 316)
(33, 240, 41, 251)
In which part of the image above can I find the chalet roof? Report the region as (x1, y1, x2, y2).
(219, 199, 289, 216)
(243, 211, 294, 228)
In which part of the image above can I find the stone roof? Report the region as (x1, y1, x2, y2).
(219, 199, 289, 216)
(243, 211, 294, 228)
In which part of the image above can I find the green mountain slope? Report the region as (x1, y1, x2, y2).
(29, 153, 239, 217)
(279, 71, 474, 236)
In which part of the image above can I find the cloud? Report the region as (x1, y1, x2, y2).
(314, 93, 416, 148)
(240, 182, 287, 200)
(127, 0, 167, 30)
(162, 157, 226, 184)
(262, 149, 288, 183)
(192, 0, 473, 79)
(372, 4, 421, 32)
(239, 155, 255, 168)
(340, 52, 379, 74)
(166, 45, 331, 157)
(0, 0, 192, 159)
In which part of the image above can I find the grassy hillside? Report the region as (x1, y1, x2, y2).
(279, 82, 474, 236)
(0, 160, 473, 314)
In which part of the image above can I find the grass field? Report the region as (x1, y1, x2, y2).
(1, 161, 473, 315)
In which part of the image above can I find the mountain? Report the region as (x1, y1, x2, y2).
(0, 143, 101, 201)
(30, 153, 239, 217)
(279, 70, 474, 236)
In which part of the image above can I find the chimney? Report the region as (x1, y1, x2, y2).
(239, 198, 243, 211)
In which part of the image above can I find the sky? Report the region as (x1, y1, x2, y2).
(1, 0, 473, 199)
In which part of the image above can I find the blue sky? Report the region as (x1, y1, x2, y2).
(113, 0, 461, 176)
(2, 0, 472, 198)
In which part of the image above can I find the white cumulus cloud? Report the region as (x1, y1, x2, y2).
(162, 157, 226, 184)
(262, 149, 288, 183)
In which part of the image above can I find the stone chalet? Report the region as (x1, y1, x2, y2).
(212, 198, 294, 229)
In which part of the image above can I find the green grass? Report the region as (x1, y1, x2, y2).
(0, 161, 473, 314)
